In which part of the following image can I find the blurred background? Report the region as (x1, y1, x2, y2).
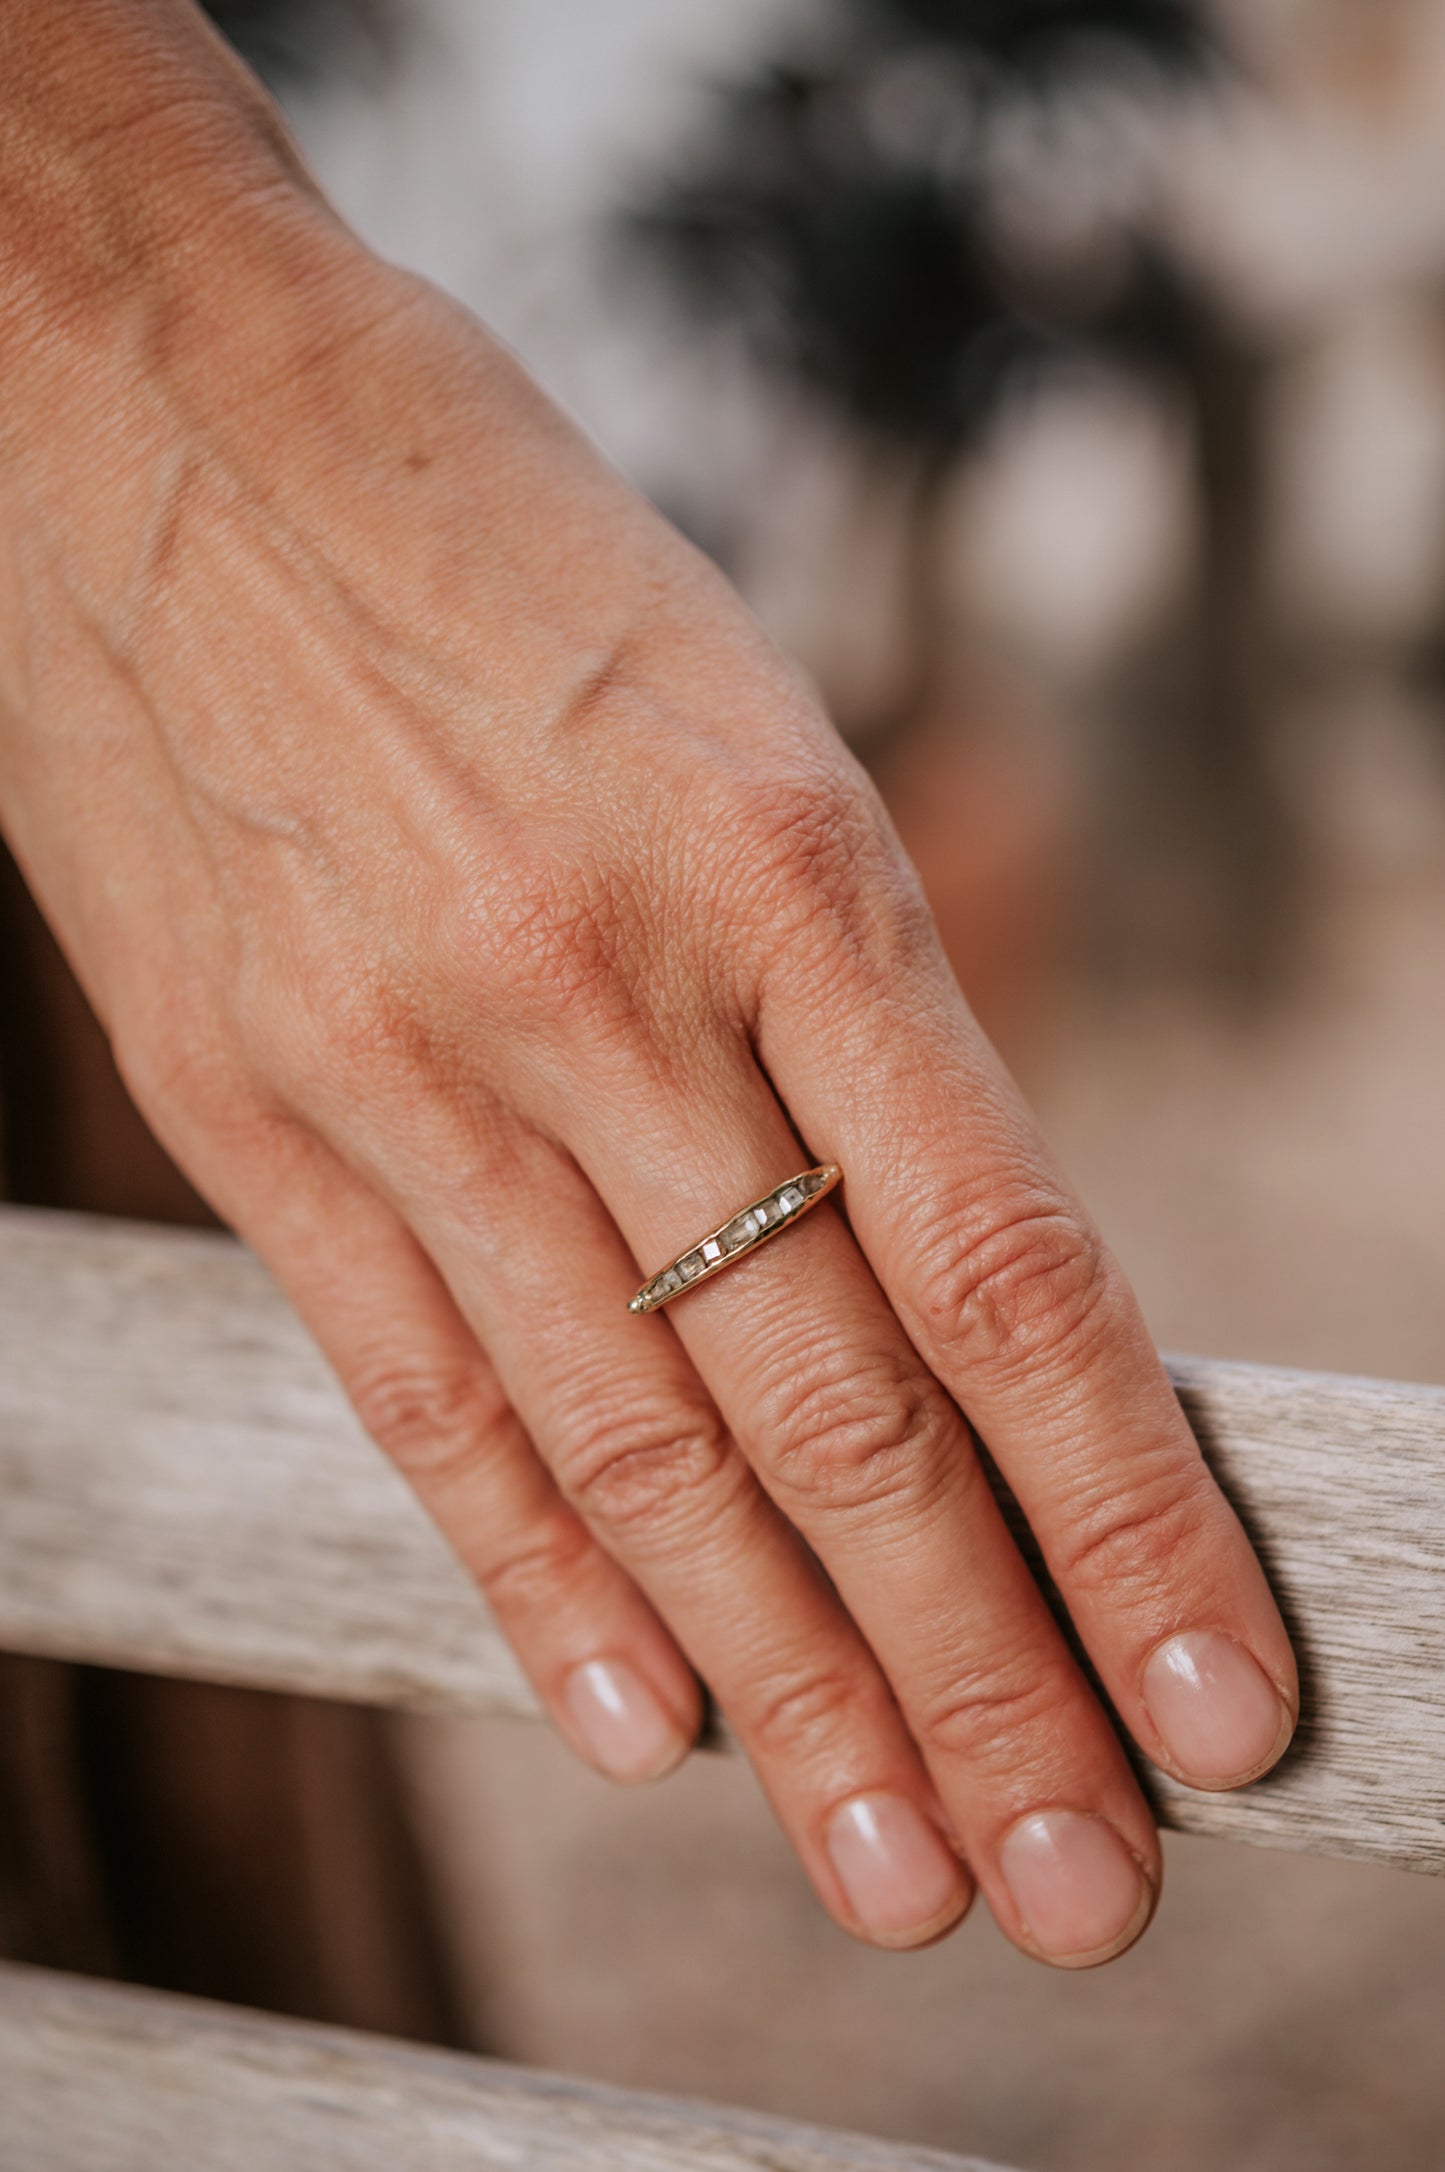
(3, 3, 1445, 2167)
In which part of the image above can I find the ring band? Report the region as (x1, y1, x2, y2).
(628, 1164, 842, 1314)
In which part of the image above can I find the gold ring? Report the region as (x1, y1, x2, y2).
(628, 1164, 842, 1314)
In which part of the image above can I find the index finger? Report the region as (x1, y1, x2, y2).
(754, 836, 1298, 1798)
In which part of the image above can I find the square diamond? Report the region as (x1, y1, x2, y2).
(658, 1267, 684, 1296)
(678, 1254, 703, 1281)
(779, 1186, 805, 1213)
(701, 1238, 723, 1263)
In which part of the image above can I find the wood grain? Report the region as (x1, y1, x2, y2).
(1, 1206, 1442, 1875)
(0, 1962, 1007, 2172)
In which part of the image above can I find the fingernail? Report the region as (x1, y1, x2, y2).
(1000, 1810, 1152, 1966)
(1143, 1629, 1294, 1788)
(825, 1794, 971, 1946)
(561, 1658, 689, 1783)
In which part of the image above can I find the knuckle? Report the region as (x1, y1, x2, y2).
(236, 938, 429, 1097)
(918, 1660, 1066, 1772)
(920, 1194, 1111, 1379)
(320, 975, 434, 1081)
(724, 761, 868, 909)
(351, 1356, 508, 1488)
(763, 1361, 955, 1517)
(114, 1002, 244, 1125)
(745, 765, 869, 880)
(473, 1513, 595, 1620)
(115, 1009, 290, 1167)
(745, 1660, 881, 1765)
(454, 850, 640, 1040)
(721, 750, 933, 984)
(1054, 1459, 1219, 1601)
(560, 1410, 734, 1540)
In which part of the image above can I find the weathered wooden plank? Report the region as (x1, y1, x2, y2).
(0, 1962, 1007, 2172)
(1149, 1353, 1445, 1870)
(0, 1205, 1442, 1875)
(0, 1205, 533, 1717)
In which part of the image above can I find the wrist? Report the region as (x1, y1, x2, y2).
(0, 0, 375, 607)
(3, 2, 322, 346)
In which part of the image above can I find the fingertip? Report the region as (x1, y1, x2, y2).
(559, 1654, 698, 1784)
(997, 1809, 1158, 1970)
(1141, 1628, 1297, 1791)
(823, 1792, 975, 1950)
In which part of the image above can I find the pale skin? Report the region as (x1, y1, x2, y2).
(0, 0, 1297, 1967)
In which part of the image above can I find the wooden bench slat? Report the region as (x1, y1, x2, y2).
(1, 1205, 1443, 1875)
(0, 1962, 1007, 2172)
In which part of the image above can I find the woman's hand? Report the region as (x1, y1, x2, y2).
(0, 0, 1296, 1965)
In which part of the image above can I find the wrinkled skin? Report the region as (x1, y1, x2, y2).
(0, 0, 1295, 1966)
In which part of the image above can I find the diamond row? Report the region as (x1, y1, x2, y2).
(630, 1166, 838, 1312)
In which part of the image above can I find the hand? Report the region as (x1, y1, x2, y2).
(0, 0, 1296, 1966)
